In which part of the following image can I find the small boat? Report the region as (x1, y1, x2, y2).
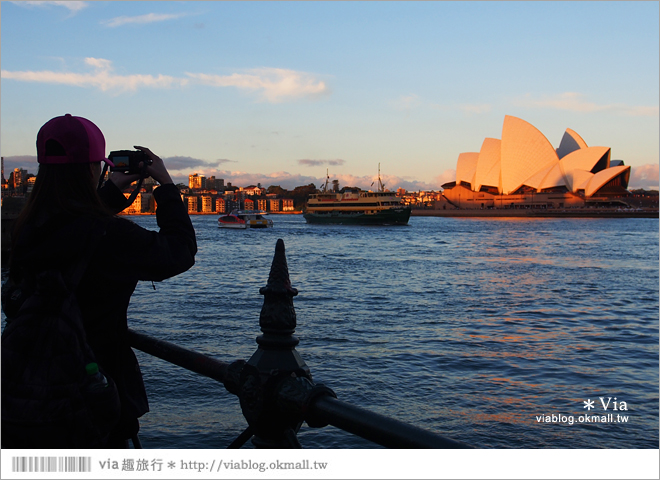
(218, 210, 273, 229)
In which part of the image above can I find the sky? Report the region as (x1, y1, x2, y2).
(1, 1, 658, 191)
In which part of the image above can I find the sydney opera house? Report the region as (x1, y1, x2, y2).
(441, 115, 631, 209)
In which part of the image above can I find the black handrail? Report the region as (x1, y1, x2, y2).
(309, 396, 470, 449)
(128, 239, 473, 449)
(127, 329, 229, 384)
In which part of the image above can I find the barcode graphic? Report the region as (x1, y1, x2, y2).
(12, 457, 92, 473)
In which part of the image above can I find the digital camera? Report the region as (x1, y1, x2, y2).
(108, 150, 152, 174)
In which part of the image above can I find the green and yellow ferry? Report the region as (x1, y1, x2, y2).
(303, 168, 411, 225)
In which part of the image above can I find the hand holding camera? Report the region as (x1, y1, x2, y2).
(107, 146, 173, 189)
(108, 149, 153, 175)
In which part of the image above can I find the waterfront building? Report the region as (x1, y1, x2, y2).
(207, 176, 224, 191)
(201, 196, 213, 213)
(282, 198, 294, 212)
(122, 192, 152, 214)
(241, 185, 265, 196)
(11, 168, 28, 190)
(189, 173, 205, 190)
(226, 199, 240, 212)
(216, 198, 226, 213)
(442, 116, 632, 209)
(269, 199, 281, 212)
(400, 190, 443, 208)
(187, 196, 198, 213)
(143, 177, 159, 190)
(257, 199, 267, 211)
(26, 177, 36, 195)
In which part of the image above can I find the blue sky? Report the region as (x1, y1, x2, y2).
(1, 1, 658, 190)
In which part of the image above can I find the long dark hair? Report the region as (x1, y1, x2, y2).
(11, 163, 113, 252)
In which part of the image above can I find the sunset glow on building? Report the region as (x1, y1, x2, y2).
(442, 116, 632, 209)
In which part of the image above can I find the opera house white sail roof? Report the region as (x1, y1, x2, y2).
(451, 115, 631, 197)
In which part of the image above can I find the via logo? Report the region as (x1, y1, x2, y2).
(583, 397, 628, 411)
(600, 397, 628, 411)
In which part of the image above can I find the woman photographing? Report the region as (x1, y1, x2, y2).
(2, 114, 197, 448)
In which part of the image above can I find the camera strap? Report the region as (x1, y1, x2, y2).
(122, 176, 144, 210)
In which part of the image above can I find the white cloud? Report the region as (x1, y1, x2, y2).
(324, 173, 443, 192)
(168, 169, 441, 192)
(169, 170, 325, 190)
(459, 104, 492, 115)
(13, 1, 88, 13)
(84, 57, 113, 71)
(514, 92, 659, 117)
(629, 163, 659, 190)
(186, 68, 329, 103)
(1, 58, 189, 93)
(427, 102, 492, 115)
(102, 13, 191, 28)
(393, 94, 422, 111)
(2, 60, 329, 102)
(298, 159, 345, 167)
(435, 169, 457, 186)
(163, 156, 234, 171)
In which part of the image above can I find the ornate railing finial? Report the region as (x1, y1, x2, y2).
(258, 238, 298, 337)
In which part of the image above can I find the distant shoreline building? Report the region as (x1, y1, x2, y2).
(442, 116, 632, 209)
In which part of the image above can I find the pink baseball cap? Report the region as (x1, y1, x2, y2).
(37, 114, 114, 166)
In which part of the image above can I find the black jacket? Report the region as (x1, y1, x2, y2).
(7, 181, 197, 421)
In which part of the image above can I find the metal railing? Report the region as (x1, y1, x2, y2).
(128, 239, 473, 449)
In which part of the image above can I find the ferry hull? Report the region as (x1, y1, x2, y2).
(303, 208, 411, 225)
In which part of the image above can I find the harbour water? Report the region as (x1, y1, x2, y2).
(3, 214, 659, 449)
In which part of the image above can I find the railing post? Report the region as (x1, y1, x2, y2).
(236, 238, 327, 448)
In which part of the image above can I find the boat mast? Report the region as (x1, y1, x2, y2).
(378, 163, 385, 192)
(322, 169, 330, 193)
